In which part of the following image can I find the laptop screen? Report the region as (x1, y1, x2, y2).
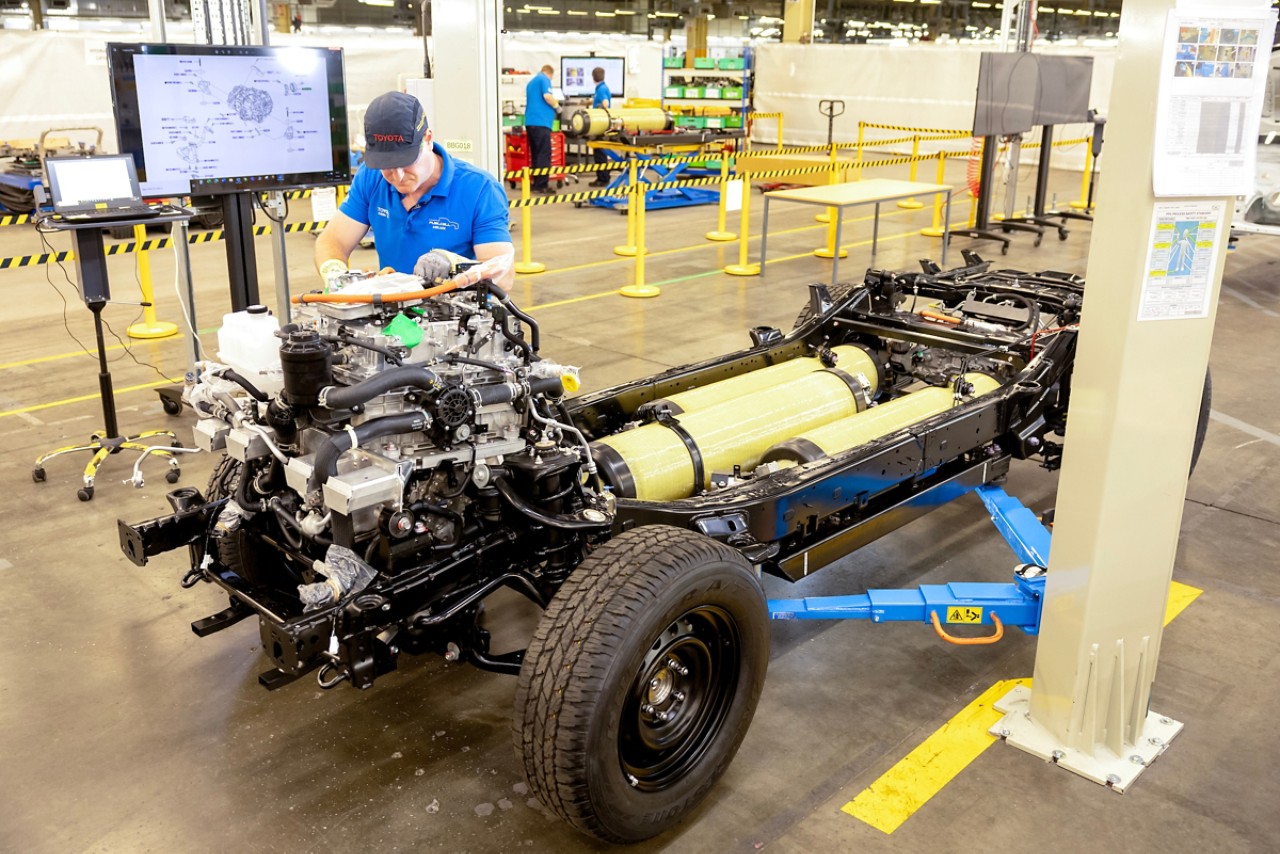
(47, 156, 140, 208)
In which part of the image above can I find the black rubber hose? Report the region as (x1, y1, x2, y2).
(474, 376, 564, 406)
(492, 477, 609, 531)
(323, 333, 403, 367)
(321, 366, 438, 411)
(216, 369, 269, 401)
(269, 499, 304, 549)
(485, 282, 541, 354)
(311, 412, 426, 489)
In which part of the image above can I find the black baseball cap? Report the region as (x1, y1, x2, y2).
(364, 92, 428, 169)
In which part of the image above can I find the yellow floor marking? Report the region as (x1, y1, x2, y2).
(1164, 580, 1202, 625)
(526, 231, 914, 313)
(841, 579, 1205, 834)
(842, 677, 1032, 834)
(0, 336, 183, 370)
(0, 377, 182, 418)
(517, 208, 912, 280)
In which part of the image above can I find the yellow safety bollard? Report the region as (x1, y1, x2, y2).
(855, 121, 865, 180)
(776, 113, 784, 153)
(1069, 143, 1093, 210)
(614, 158, 642, 257)
(814, 144, 847, 260)
(514, 167, 545, 275)
(126, 223, 178, 339)
(724, 167, 760, 276)
(921, 151, 949, 238)
(620, 183, 660, 298)
(706, 155, 736, 241)
(897, 135, 924, 210)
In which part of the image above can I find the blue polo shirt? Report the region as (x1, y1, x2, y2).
(340, 142, 510, 274)
(593, 81, 610, 109)
(525, 73, 555, 128)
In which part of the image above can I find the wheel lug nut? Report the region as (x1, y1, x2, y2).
(642, 704, 655, 715)
(650, 678, 659, 689)
(666, 658, 688, 676)
(673, 691, 685, 702)
(659, 711, 673, 722)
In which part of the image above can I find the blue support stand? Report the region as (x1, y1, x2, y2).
(766, 485, 1052, 636)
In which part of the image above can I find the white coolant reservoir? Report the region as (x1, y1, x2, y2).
(217, 305, 283, 394)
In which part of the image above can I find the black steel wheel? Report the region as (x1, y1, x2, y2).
(1190, 367, 1212, 476)
(31, 467, 45, 483)
(514, 525, 769, 843)
(77, 486, 94, 501)
(161, 397, 183, 416)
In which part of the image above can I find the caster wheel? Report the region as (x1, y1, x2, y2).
(573, 202, 584, 209)
(166, 469, 181, 484)
(1001, 243, 1010, 255)
(1058, 229, 1069, 241)
(171, 438, 183, 449)
(162, 397, 182, 416)
(77, 487, 94, 502)
(1033, 236, 1042, 248)
(32, 467, 46, 483)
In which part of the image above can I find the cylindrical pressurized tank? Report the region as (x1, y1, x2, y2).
(592, 348, 880, 501)
(762, 373, 1002, 465)
(566, 107, 673, 137)
(651, 345, 878, 415)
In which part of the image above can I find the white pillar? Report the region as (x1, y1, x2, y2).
(430, 0, 503, 178)
(990, 0, 1273, 791)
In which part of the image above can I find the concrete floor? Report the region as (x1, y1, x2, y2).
(0, 159, 1277, 852)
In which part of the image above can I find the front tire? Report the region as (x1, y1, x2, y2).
(514, 525, 769, 843)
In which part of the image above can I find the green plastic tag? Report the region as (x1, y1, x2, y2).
(382, 313, 423, 350)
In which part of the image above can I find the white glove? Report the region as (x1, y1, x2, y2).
(318, 258, 348, 291)
(413, 248, 470, 282)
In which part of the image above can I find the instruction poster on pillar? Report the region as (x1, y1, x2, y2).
(1152, 7, 1277, 196)
(1139, 201, 1225, 321)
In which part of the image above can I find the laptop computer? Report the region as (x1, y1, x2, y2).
(46, 154, 161, 222)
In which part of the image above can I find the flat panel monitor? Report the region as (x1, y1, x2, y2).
(106, 42, 350, 197)
(560, 56, 625, 99)
(1032, 55, 1094, 126)
(973, 52, 1039, 137)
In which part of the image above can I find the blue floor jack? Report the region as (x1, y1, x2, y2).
(588, 149, 723, 212)
(768, 485, 1051, 644)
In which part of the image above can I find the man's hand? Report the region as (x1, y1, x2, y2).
(319, 258, 349, 291)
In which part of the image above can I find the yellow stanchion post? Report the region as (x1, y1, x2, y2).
(855, 121, 865, 179)
(514, 167, 545, 275)
(1069, 143, 1094, 210)
(776, 113, 784, 153)
(706, 155, 736, 241)
(724, 167, 760, 276)
(967, 192, 977, 228)
(814, 144, 847, 260)
(126, 223, 178, 339)
(614, 158, 641, 257)
(620, 183, 660, 298)
(920, 151, 949, 238)
(897, 135, 924, 210)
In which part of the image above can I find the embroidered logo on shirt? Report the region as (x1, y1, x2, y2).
(376, 206, 390, 218)
(428, 216, 459, 232)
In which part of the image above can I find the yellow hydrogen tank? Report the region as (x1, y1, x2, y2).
(762, 373, 1003, 464)
(655, 345, 874, 415)
(593, 348, 880, 501)
(568, 107, 672, 137)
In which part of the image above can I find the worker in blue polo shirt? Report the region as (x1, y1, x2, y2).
(315, 91, 513, 287)
(523, 64, 559, 194)
(589, 66, 613, 187)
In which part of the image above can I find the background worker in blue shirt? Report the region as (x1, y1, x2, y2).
(590, 67, 613, 187)
(523, 65, 559, 194)
(315, 91, 514, 287)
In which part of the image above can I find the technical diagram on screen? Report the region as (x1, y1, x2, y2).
(559, 56, 625, 98)
(108, 43, 350, 197)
